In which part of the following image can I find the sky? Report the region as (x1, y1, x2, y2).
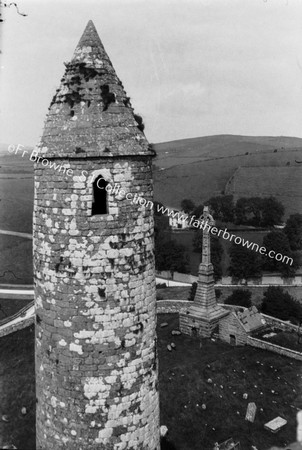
(0, 0, 302, 146)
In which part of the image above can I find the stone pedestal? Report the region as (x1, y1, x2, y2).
(180, 206, 228, 338)
(180, 262, 228, 337)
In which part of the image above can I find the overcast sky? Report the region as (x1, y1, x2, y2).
(0, 0, 302, 146)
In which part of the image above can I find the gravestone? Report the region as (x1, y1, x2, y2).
(264, 417, 287, 433)
(245, 402, 257, 423)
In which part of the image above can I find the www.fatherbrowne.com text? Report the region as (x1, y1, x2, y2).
(8, 144, 293, 267)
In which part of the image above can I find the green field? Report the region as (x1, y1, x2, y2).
(158, 314, 302, 450)
(0, 149, 34, 233)
(0, 298, 33, 320)
(171, 229, 267, 277)
(1, 135, 302, 234)
(226, 166, 302, 219)
(154, 135, 302, 169)
(156, 285, 190, 300)
(0, 176, 33, 233)
(0, 325, 35, 450)
(1, 315, 302, 449)
(0, 235, 33, 284)
(153, 135, 302, 217)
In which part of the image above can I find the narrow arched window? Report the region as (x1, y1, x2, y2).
(92, 175, 108, 215)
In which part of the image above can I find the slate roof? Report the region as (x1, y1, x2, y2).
(237, 306, 265, 332)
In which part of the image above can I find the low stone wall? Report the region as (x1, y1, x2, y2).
(156, 281, 302, 306)
(156, 270, 302, 287)
(180, 312, 220, 338)
(156, 300, 190, 313)
(219, 312, 248, 346)
(156, 271, 197, 284)
(0, 315, 34, 338)
(0, 301, 35, 338)
(216, 285, 302, 306)
(261, 314, 299, 333)
(247, 336, 302, 361)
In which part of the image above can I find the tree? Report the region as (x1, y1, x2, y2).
(228, 242, 262, 281)
(192, 204, 204, 220)
(249, 197, 265, 226)
(284, 214, 302, 251)
(161, 437, 177, 450)
(155, 235, 189, 273)
(260, 197, 284, 227)
(224, 289, 252, 308)
(154, 201, 166, 216)
(234, 197, 264, 226)
(207, 195, 235, 223)
(234, 198, 255, 225)
(193, 232, 223, 281)
(188, 282, 197, 301)
(234, 196, 284, 227)
(215, 288, 222, 300)
(261, 286, 302, 324)
(262, 231, 297, 277)
(181, 199, 196, 214)
(154, 213, 170, 234)
(155, 214, 189, 273)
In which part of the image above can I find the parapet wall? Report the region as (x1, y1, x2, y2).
(0, 302, 35, 338)
(156, 300, 190, 313)
(216, 285, 302, 306)
(261, 314, 299, 333)
(247, 336, 302, 361)
(0, 315, 34, 338)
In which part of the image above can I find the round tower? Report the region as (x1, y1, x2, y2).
(34, 21, 160, 449)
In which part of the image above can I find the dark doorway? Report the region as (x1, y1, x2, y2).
(92, 175, 108, 215)
(230, 334, 236, 346)
(191, 327, 198, 337)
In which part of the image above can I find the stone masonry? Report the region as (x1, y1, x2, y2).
(179, 206, 228, 337)
(34, 21, 160, 449)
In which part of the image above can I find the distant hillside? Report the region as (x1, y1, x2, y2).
(226, 166, 302, 218)
(153, 134, 302, 169)
(0, 135, 301, 233)
(0, 147, 34, 233)
(153, 135, 302, 214)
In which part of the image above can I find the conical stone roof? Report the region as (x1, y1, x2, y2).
(37, 20, 153, 159)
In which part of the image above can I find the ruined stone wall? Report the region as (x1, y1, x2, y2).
(0, 315, 34, 338)
(261, 314, 300, 333)
(156, 300, 190, 314)
(219, 313, 248, 346)
(247, 336, 302, 361)
(34, 156, 160, 449)
(179, 313, 220, 337)
(216, 285, 302, 306)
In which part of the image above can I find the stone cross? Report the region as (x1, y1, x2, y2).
(200, 206, 215, 265)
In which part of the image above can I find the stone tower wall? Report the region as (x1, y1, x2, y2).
(34, 155, 160, 449)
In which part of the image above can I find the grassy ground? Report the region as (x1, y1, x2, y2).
(254, 328, 302, 353)
(0, 152, 34, 234)
(0, 177, 33, 233)
(1, 315, 302, 449)
(153, 135, 302, 219)
(0, 235, 33, 284)
(157, 314, 302, 450)
(0, 299, 33, 321)
(171, 229, 267, 278)
(226, 166, 302, 219)
(0, 325, 35, 450)
(157, 286, 190, 300)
